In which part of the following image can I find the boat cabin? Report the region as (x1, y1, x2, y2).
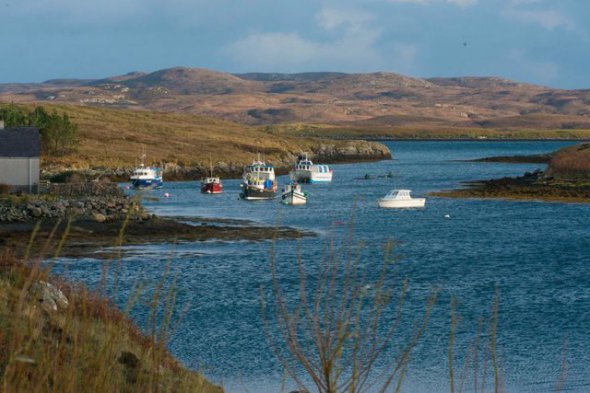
(384, 189, 412, 200)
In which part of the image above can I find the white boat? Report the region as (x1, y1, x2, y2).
(378, 189, 425, 208)
(130, 165, 163, 189)
(130, 149, 163, 189)
(281, 182, 307, 205)
(289, 153, 333, 183)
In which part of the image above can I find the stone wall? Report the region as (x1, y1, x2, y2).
(47, 182, 124, 198)
(0, 196, 150, 223)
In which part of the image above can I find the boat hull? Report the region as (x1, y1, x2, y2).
(240, 186, 276, 200)
(131, 178, 164, 189)
(281, 191, 307, 205)
(290, 171, 333, 183)
(378, 198, 426, 208)
(201, 182, 223, 194)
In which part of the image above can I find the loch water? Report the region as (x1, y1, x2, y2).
(54, 141, 590, 393)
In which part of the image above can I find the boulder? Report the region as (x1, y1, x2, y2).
(29, 281, 69, 313)
(92, 212, 107, 223)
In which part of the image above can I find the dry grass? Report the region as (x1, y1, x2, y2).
(547, 143, 590, 179)
(2, 103, 385, 170)
(0, 247, 221, 393)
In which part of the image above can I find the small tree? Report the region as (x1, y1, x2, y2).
(0, 105, 79, 156)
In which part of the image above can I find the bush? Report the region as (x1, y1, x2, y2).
(0, 104, 79, 156)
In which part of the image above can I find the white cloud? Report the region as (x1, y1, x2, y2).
(222, 7, 390, 72)
(316, 7, 374, 32)
(387, 0, 477, 6)
(503, 1, 575, 30)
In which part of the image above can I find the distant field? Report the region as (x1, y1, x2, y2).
(264, 122, 590, 140)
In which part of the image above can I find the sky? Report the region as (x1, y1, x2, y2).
(0, 0, 588, 88)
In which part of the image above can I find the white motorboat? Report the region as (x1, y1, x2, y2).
(289, 153, 333, 183)
(378, 189, 425, 208)
(281, 182, 307, 205)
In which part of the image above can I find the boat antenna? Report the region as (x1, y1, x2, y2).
(139, 145, 146, 167)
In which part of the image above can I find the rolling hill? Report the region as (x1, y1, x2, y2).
(2, 67, 590, 137)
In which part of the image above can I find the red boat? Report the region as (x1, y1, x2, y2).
(201, 158, 223, 194)
(201, 176, 223, 194)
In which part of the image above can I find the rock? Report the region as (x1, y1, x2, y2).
(29, 281, 69, 313)
(30, 207, 42, 218)
(92, 212, 107, 223)
(118, 351, 139, 369)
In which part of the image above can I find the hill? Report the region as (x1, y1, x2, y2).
(2, 68, 590, 137)
(5, 104, 389, 176)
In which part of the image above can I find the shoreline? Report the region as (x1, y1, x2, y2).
(430, 172, 590, 204)
(0, 215, 315, 259)
(365, 137, 590, 142)
(42, 150, 393, 183)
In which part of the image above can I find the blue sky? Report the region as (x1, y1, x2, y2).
(1, 0, 588, 88)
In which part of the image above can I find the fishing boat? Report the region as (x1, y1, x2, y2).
(201, 176, 223, 194)
(289, 153, 333, 183)
(377, 189, 425, 208)
(281, 182, 307, 205)
(240, 156, 277, 200)
(201, 160, 223, 194)
(130, 152, 163, 189)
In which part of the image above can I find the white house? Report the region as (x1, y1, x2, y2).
(0, 121, 40, 193)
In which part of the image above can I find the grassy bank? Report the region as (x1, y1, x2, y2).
(0, 250, 222, 392)
(1, 103, 390, 172)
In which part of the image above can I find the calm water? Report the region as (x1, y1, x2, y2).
(54, 141, 590, 393)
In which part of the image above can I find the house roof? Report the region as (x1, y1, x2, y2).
(0, 127, 40, 157)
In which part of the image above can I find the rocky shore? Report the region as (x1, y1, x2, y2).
(432, 143, 590, 203)
(0, 216, 315, 259)
(0, 196, 149, 223)
(465, 153, 552, 164)
(430, 170, 590, 203)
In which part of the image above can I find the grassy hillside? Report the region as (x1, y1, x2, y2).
(0, 250, 221, 393)
(2, 104, 389, 171)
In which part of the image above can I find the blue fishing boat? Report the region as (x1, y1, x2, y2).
(130, 152, 163, 189)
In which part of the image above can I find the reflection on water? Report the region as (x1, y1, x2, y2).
(54, 141, 590, 393)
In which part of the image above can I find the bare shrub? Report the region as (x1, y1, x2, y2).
(262, 223, 437, 393)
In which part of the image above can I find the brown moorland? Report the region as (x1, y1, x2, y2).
(2, 68, 590, 137)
